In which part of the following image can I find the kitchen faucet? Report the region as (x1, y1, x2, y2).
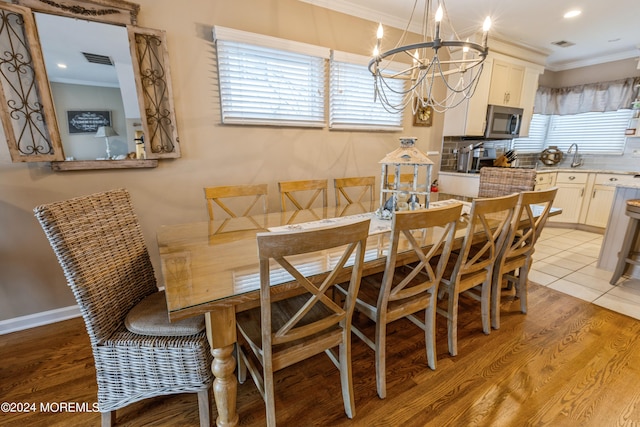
(567, 143, 583, 168)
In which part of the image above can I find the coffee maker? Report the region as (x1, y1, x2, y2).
(456, 142, 484, 173)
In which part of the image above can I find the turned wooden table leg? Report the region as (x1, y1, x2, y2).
(206, 308, 239, 427)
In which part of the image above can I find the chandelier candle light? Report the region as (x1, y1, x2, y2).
(369, 0, 491, 114)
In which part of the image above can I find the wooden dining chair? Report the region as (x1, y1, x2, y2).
(204, 184, 268, 220)
(33, 189, 213, 427)
(235, 219, 370, 426)
(278, 179, 328, 211)
(477, 167, 537, 198)
(334, 176, 375, 209)
(338, 203, 462, 399)
(385, 173, 415, 189)
(491, 187, 558, 329)
(437, 193, 519, 357)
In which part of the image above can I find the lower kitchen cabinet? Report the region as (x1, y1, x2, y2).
(549, 172, 588, 224)
(584, 174, 633, 228)
(584, 185, 615, 227)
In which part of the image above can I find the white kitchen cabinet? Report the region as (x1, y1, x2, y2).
(518, 68, 541, 138)
(549, 172, 588, 223)
(443, 52, 543, 138)
(442, 57, 493, 137)
(488, 59, 524, 107)
(584, 174, 635, 228)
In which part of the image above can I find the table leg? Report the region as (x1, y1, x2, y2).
(205, 308, 239, 427)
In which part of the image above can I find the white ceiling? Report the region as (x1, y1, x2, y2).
(301, 0, 640, 71)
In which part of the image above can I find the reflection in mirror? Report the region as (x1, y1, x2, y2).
(35, 12, 142, 161)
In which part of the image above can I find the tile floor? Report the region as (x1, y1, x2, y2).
(530, 227, 640, 321)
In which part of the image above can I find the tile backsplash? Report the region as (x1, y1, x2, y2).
(441, 136, 640, 173)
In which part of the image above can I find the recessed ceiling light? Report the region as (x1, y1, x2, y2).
(57, 63, 67, 69)
(564, 10, 581, 19)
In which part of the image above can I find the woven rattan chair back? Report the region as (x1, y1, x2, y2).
(34, 189, 157, 344)
(478, 167, 537, 198)
(33, 189, 213, 427)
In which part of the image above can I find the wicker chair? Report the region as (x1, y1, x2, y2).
(477, 167, 537, 198)
(34, 189, 213, 427)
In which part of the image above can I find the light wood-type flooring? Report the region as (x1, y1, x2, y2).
(3, 278, 640, 426)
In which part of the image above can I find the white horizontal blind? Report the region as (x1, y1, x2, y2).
(544, 110, 632, 154)
(512, 114, 549, 153)
(215, 36, 327, 127)
(330, 52, 404, 130)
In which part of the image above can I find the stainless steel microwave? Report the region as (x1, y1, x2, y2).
(485, 105, 524, 139)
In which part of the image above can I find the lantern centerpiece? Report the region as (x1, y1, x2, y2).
(377, 137, 434, 219)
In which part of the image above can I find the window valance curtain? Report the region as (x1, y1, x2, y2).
(534, 77, 640, 115)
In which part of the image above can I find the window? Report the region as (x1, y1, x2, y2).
(511, 114, 548, 153)
(513, 110, 632, 154)
(329, 51, 404, 130)
(214, 26, 329, 127)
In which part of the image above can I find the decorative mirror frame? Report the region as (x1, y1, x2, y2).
(0, 0, 180, 169)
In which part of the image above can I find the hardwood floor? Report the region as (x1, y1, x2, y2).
(2, 282, 640, 426)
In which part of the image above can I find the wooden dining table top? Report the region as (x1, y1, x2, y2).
(157, 198, 557, 321)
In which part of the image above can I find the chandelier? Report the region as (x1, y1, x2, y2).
(369, 0, 491, 114)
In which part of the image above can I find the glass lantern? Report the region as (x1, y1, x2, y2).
(377, 137, 433, 219)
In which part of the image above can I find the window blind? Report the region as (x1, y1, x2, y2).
(544, 110, 632, 154)
(330, 51, 404, 130)
(512, 114, 549, 153)
(513, 110, 632, 154)
(214, 27, 329, 127)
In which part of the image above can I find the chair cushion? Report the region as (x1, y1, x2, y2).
(125, 291, 205, 336)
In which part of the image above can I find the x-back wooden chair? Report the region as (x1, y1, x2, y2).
(339, 203, 462, 399)
(437, 193, 519, 356)
(491, 187, 557, 329)
(235, 219, 370, 426)
(204, 184, 268, 233)
(334, 176, 375, 213)
(278, 179, 328, 211)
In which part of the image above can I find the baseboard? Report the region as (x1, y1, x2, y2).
(0, 305, 81, 335)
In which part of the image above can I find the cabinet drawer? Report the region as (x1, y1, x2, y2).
(535, 173, 555, 185)
(556, 172, 588, 184)
(594, 173, 635, 185)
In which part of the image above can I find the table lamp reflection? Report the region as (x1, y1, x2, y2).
(95, 126, 118, 159)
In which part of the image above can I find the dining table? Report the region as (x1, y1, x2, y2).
(156, 197, 558, 426)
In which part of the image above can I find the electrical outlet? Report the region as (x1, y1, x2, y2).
(633, 149, 640, 158)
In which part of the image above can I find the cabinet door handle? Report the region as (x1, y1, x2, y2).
(580, 188, 584, 197)
(592, 190, 596, 199)
(609, 177, 618, 182)
(568, 176, 576, 180)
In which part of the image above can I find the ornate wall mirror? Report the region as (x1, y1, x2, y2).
(0, 0, 181, 170)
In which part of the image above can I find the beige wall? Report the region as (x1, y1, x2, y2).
(0, 0, 444, 321)
(539, 58, 640, 87)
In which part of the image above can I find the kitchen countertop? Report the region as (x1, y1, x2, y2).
(535, 168, 640, 175)
(441, 168, 640, 176)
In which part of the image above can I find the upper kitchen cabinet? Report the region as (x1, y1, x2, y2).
(443, 49, 544, 138)
(487, 59, 524, 107)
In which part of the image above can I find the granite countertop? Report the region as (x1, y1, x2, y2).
(606, 181, 640, 189)
(535, 168, 640, 175)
